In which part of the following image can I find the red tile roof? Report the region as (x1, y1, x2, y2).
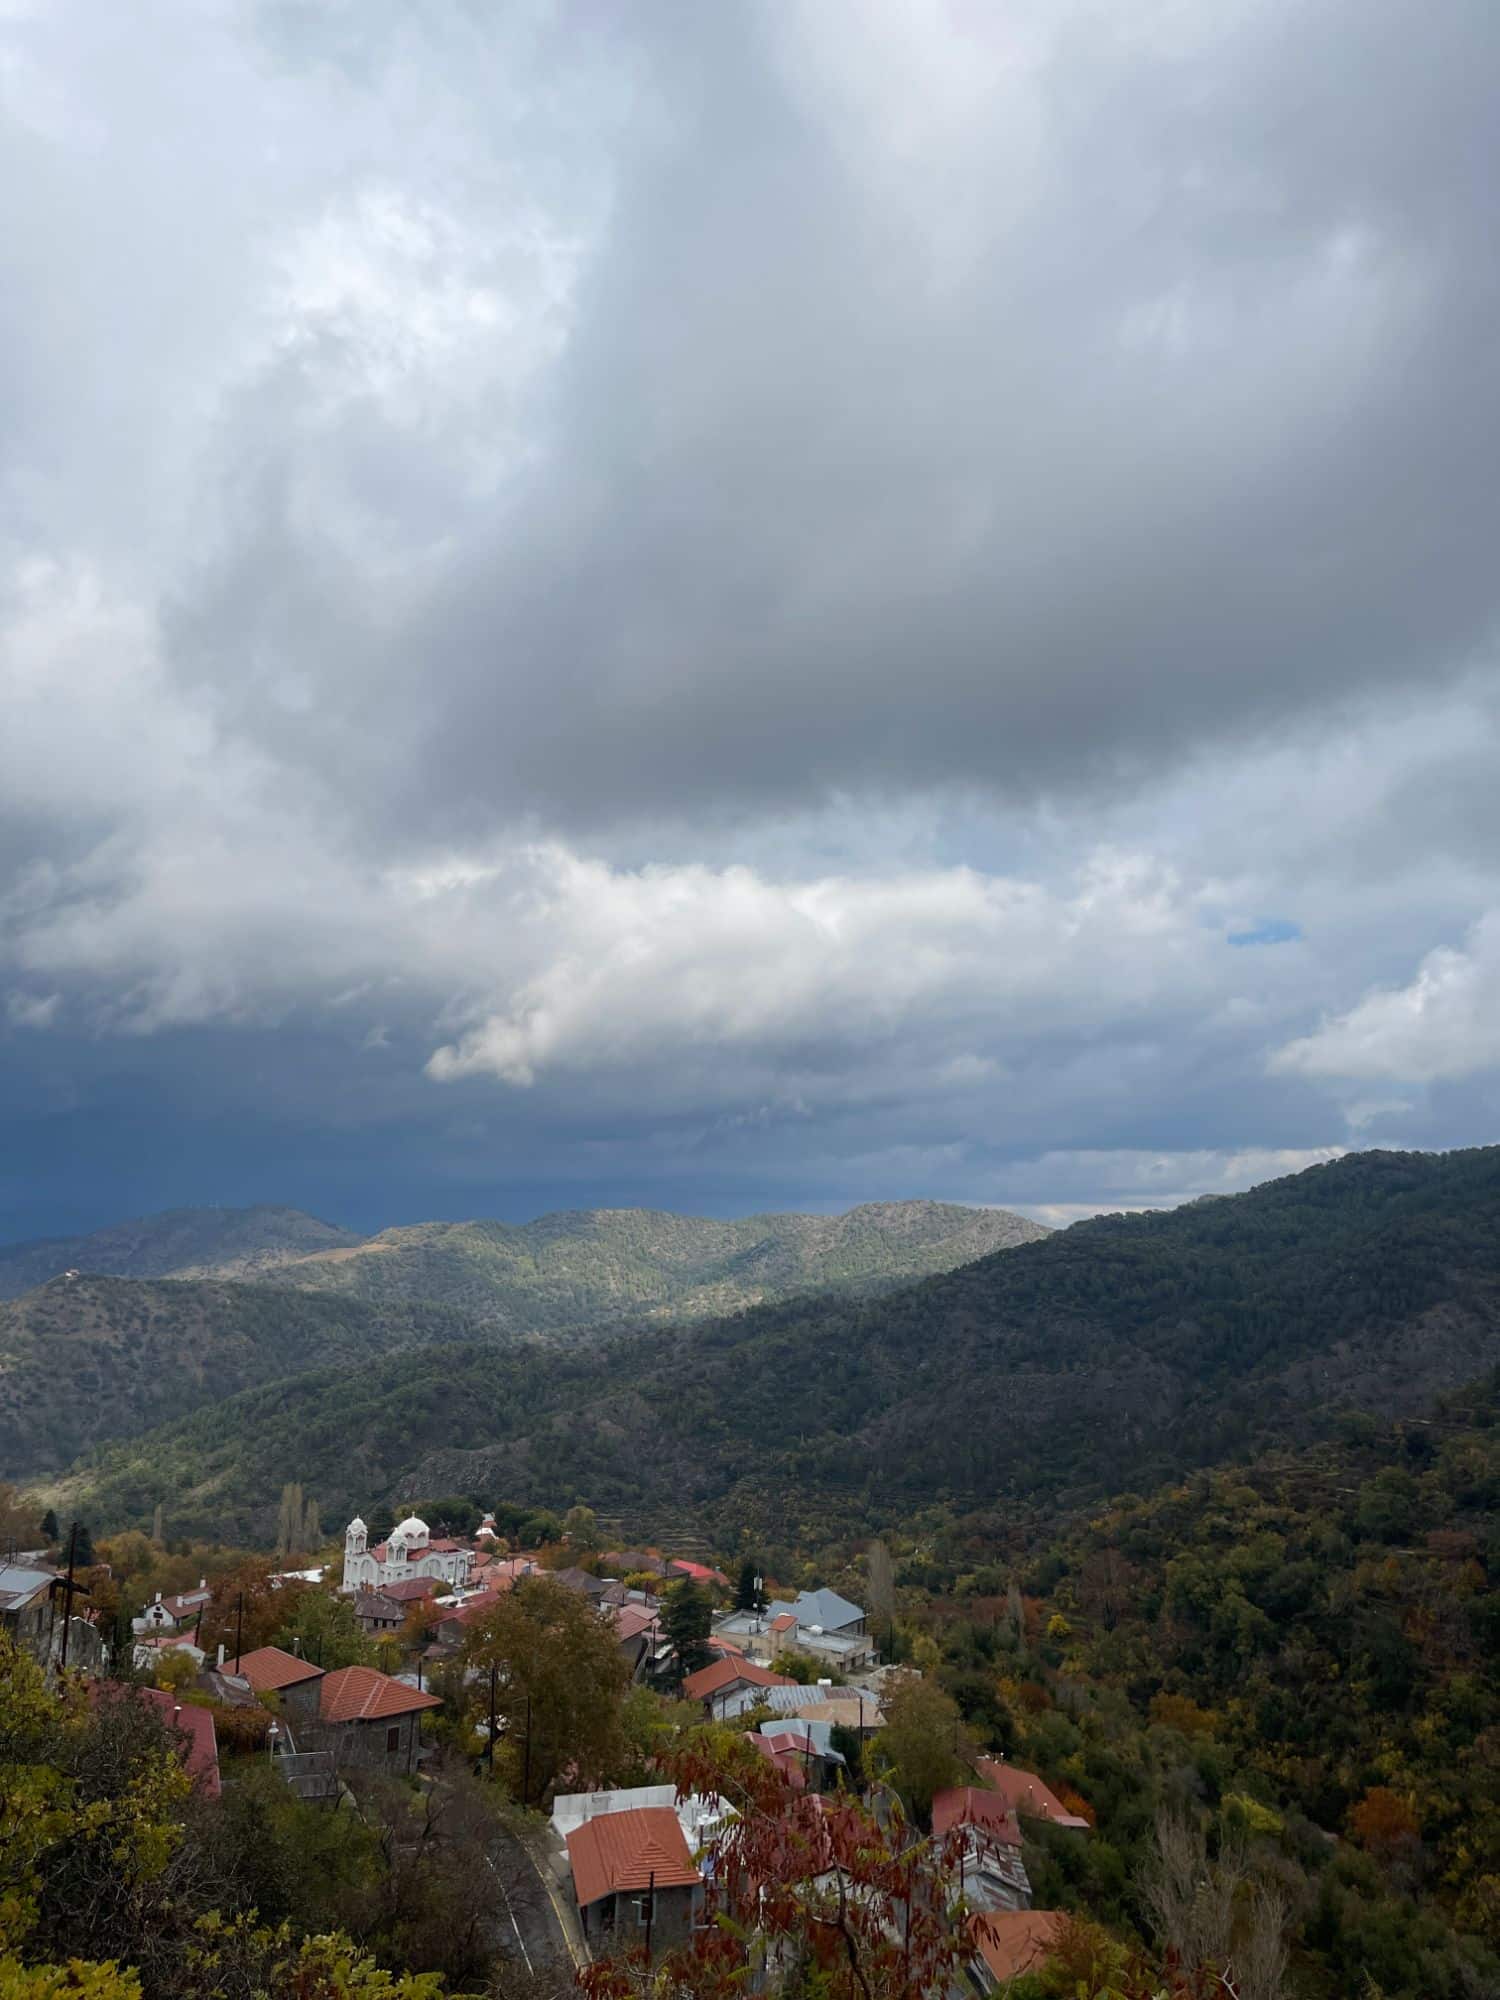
(682, 1656, 794, 1703)
(669, 1560, 729, 1587)
(932, 1788, 1023, 1846)
(566, 1807, 702, 1910)
(974, 1758, 1092, 1829)
(613, 1604, 660, 1642)
(318, 1665, 443, 1723)
(969, 1911, 1065, 1983)
(770, 1612, 798, 1633)
(378, 1576, 442, 1603)
(225, 1645, 324, 1692)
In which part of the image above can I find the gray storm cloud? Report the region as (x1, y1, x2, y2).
(2, 0, 1500, 1229)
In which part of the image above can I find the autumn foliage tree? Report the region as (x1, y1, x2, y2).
(582, 1734, 974, 2000)
(459, 1576, 628, 1803)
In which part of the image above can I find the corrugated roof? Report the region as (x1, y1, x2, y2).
(566, 1806, 701, 1910)
(319, 1664, 443, 1723)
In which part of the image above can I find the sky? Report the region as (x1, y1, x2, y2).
(4, 0, 1500, 1240)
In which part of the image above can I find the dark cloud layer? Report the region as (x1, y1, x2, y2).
(3, 1, 1500, 1236)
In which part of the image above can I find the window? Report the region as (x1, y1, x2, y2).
(387, 1726, 401, 1753)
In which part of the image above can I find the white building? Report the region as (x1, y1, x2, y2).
(340, 1515, 473, 1595)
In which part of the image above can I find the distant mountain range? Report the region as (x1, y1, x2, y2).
(0, 1198, 1046, 1480)
(42, 1147, 1500, 1545)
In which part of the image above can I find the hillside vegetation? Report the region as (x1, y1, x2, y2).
(988, 1379, 1500, 1997)
(0, 1277, 481, 1479)
(0, 1204, 360, 1298)
(259, 1199, 1047, 1329)
(58, 1148, 1500, 1543)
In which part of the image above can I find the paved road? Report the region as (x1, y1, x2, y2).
(486, 1819, 583, 1978)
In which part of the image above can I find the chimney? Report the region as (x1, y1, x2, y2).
(216, 1643, 225, 1668)
(154, 1590, 162, 1603)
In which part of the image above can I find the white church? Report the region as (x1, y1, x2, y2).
(340, 1514, 474, 1595)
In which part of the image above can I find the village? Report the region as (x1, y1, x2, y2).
(1, 1501, 1097, 1993)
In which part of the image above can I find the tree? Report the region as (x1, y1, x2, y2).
(584, 1733, 973, 1999)
(275, 1484, 305, 1559)
(276, 1592, 374, 1672)
(366, 1504, 396, 1543)
(459, 1577, 629, 1804)
(866, 1538, 895, 1645)
(69, 1521, 96, 1569)
(735, 1559, 764, 1611)
(562, 1505, 598, 1550)
(150, 1505, 164, 1546)
(874, 1670, 966, 1825)
(662, 1581, 712, 1681)
(39, 1510, 59, 1544)
(0, 1483, 41, 1551)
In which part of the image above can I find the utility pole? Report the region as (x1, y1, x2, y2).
(234, 1592, 244, 1670)
(522, 1693, 532, 1808)
(644, 1868, 655, 1959)
(486, 1661, 497, 1774)
(59, 1523, 79, 1671)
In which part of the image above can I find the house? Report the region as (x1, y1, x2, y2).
(0, 1561, 58, 1665)
(552, 1567, 626, 1606)
(711, 1679, 886, 1729)
(89, 1683, 221, 1799)
(132, 1580, 211, 1638)
(352, 1589, 408, 1636)
(974, 1757, 1092, 1831)
(667, 1559, 729, 1590)
(764, 1588, 865, 1637)
(968, 1910, 1066, 1991)
(713, 1592, 876, 1674)
(552, 1783, 733, 1854)
(315, 1664, 442, 1773)
(757, 1718, 845, 1789)
(340, 1515, 473, 1595)
(564, 1806, 704, 1954)
(932, 1789, 1032, 1914)
(133, 1631, 207, 1675)
(681, 1655, 795, 1718)
(224, 1645, 326, 1719)
(612, 1601, 669, 1682)
(602, 1550, 668, 1578)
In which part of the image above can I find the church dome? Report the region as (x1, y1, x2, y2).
(347, 1516, 367, 1534)
(392, 1515, 428, 1541)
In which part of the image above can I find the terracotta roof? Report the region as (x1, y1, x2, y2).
(378, 1576, 442, 1603)
(225, 1645, 324, 1692)
(668, 1560, 729, 1587)
(566, 1807, 701, 1910)
(613, 1604, 659, 1642)
(319, 1664, 443, 1723)
(770, 1612, 798, 1633)
(975, 1757, 1092, 1830)
(969, 1910, 1065, 1983)
(932, 1788, 1023, 1846)
(682, 1656, 794, 1702)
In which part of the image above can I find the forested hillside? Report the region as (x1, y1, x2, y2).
(55, 1149, 1500, 1543)
(923, 1376, 1500, 1997)
(0, 1277, 482, 1479)
(258, 1199, 1047, 1329)
(0, 1204, 360, 1298)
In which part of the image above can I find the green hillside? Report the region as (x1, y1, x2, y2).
(233, 1199, 1048, 1329)
(0, 1205, 361, 1298)
(56, 1147, 1500, 1543)
(0, 1276, 481, 1480)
